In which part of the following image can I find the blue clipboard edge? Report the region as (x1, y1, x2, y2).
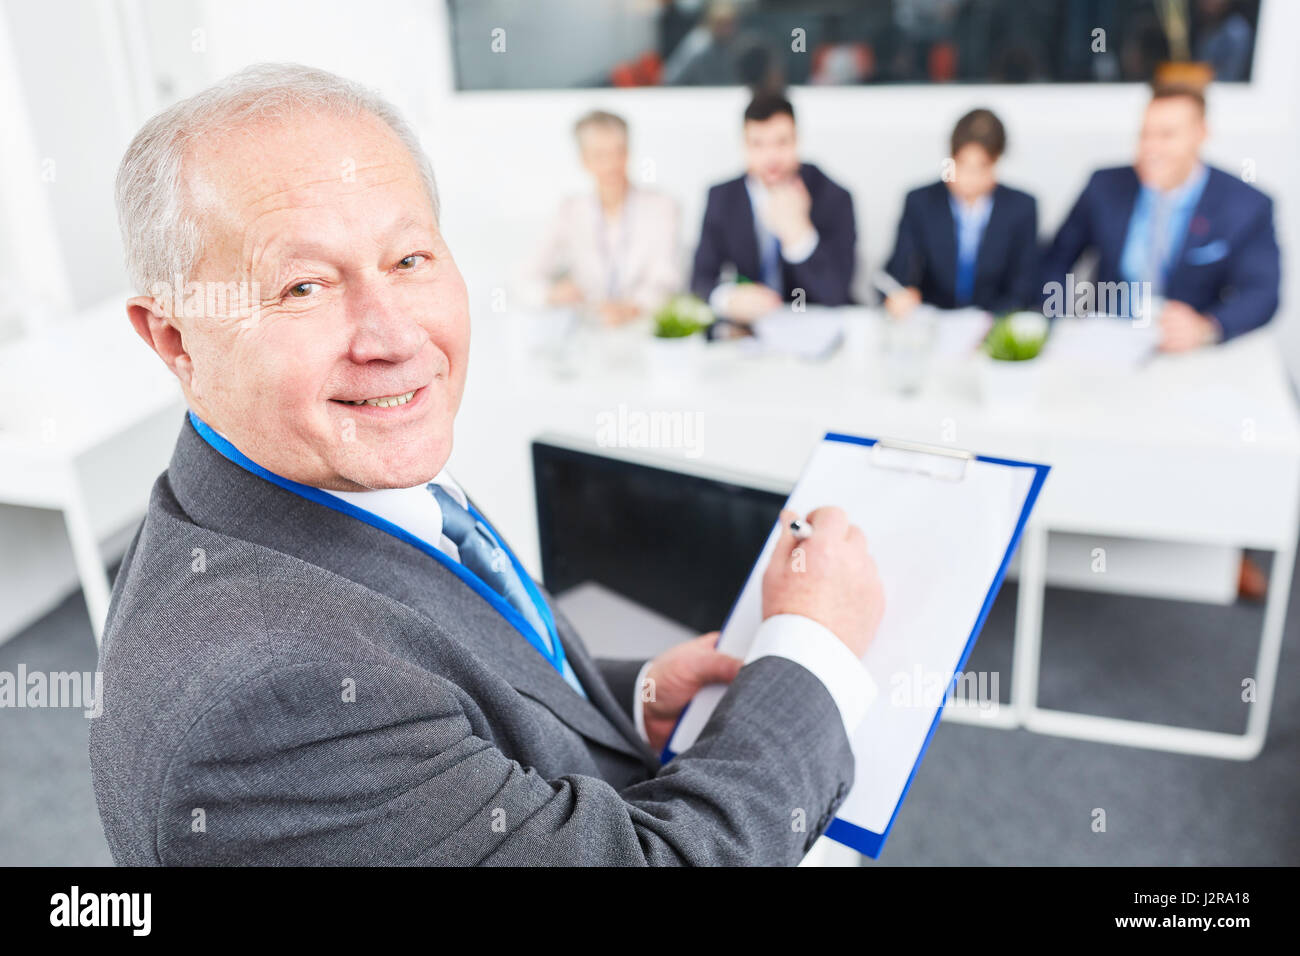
(660, 431, 1051, 860)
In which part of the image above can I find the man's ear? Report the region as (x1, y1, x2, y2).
(126, 295, 193, 388)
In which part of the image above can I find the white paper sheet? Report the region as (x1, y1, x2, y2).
(667, 435, 1042, 849)
(746, 307, 845, 360)
(1041, 316, 1160, 369)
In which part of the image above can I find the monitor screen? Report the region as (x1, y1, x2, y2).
(533, 441, 789, 635)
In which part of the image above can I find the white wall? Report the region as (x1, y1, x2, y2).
(8, 0, 1297, 362)
(1, 0, 1297, 642)
(185, 0, 1300, 374)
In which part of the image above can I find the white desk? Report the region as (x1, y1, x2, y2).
(0, 298, 184, 644)
(450, 307, 1300, 760)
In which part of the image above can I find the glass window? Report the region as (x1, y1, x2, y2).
(448, 0, 1261, 90)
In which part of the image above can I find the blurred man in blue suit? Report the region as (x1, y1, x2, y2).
(883, 108, 1038, 317)
(1041, 84, 1279, 351)
(691, 92, 856, 322)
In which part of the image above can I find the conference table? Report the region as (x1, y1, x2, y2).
(0, 298, 184, 644)
(449, 305, 1300, 762)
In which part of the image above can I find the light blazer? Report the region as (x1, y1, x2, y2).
(518, 186, 682, 313)
(89, 415, 853, 865)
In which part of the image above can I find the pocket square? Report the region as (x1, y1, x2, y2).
(1185, 239, 1229, 265)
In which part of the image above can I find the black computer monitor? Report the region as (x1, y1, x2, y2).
(532, 440, 789, 635)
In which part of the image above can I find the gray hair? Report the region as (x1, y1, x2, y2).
(115, 62, 439, 295)
(573, 109, 628, 145)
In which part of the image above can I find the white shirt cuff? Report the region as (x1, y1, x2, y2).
(780, 228, 820, 264)
(744, 613, 876, 738)
(707, 281, 737, 317)
(633, 659, 653, 744)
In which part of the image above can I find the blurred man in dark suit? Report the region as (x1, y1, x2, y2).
(691, 92, 856, 322)
(1042, 82, 1279, 599)
(883, 108, 1038, 317)
(1040, 83, 1279, 351)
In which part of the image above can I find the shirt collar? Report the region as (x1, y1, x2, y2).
(948, 189, 993, 221)
(1145, 161, 1209, 206)
(321, 469, 466, 556)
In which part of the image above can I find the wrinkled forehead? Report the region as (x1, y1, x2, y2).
(182, 109, 434, 257)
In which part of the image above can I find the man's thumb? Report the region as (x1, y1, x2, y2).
(695, 648, 744, 686)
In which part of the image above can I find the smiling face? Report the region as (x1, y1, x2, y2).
(135, 109, 469, 492)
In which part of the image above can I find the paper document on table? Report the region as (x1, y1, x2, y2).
(747, 308, 845, 361)
(1041, 317, 1160, 369)
(925, 306, 992, 356)
(665, 433, 1049, 858)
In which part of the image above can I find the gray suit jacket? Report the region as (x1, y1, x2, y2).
(89, 415, 854, 865)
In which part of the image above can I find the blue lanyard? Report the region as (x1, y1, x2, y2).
(186, 411, 568, 677)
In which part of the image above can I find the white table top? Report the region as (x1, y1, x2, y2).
(0, 295, 181, 462)
(452, 307, 1300, 559)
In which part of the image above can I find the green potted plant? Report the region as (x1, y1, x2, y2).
(978, 311, 1049, 408)
(647, 294, 713, 383)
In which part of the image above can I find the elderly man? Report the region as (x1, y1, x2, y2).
(90, 64, 883, 866)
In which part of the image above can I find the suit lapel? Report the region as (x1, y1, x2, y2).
(1164, 169, 1221, 292)
(167, 415, 657, 768)
(1103, 169, 1142, 276)
(931, 184, 958, 295)
(730, 177, 762, 283)
(974, 186, 1006, 289)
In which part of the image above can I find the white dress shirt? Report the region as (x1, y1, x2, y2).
(323, 469, 467, 563)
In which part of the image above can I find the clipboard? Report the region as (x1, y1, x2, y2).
(664, 431, 1050, 859)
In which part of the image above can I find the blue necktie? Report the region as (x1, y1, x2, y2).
(1147, 194, 1175, 298)
(427, 484, 586, 697)
(760, 233, 783, 292)
(955, 247, 976, 306)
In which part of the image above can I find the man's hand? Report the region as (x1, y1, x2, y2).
(724, 283, 784, 323)
(761, 506, 884, 658)
(1158, 300, 1219, 352)
(762, 175, 815, 249)
(597, 300, 641, 326)
(639, 632, 743, 754)
(884, 286, 922, 319)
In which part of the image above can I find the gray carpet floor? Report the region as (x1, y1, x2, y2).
(2, 554, 1296, 866)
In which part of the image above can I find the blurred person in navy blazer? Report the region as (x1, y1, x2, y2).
(1040, 83, 1279, 351)
(882, 108, 1038, 317)
(690, 92, 856, 323)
